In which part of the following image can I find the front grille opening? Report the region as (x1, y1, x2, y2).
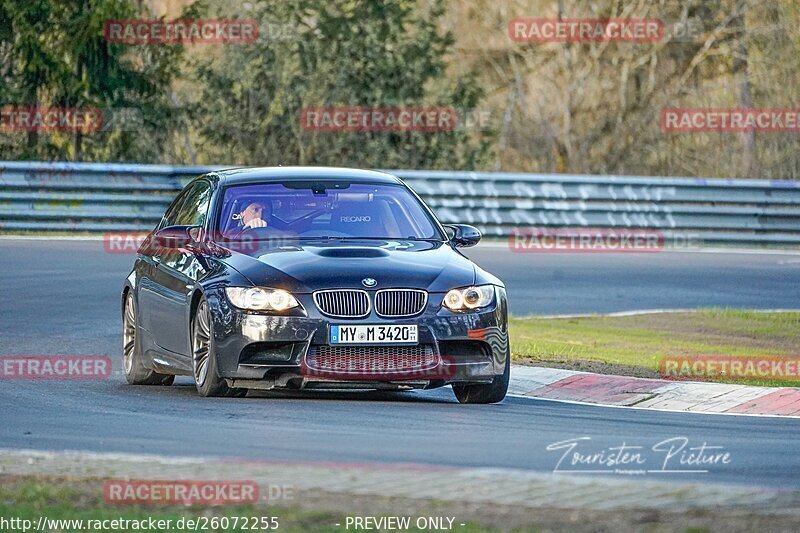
(304, 344, 438, 376)
(313, 289, 370, 318)
(375, 289, 427, 317)
(239, 342, 300, 365)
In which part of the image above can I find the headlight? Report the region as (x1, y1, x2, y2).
(225, 287, 299, 312)
(442, 285, 495, 311)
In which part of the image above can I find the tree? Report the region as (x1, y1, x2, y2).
(458, 0, 800, 179)
(0, 0, 185, 162)
(186, 0, 493, 169)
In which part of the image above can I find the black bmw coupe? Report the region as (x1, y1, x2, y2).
(122, 167, 509, 403)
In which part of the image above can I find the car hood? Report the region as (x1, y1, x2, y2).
(219, 240, 476, 293)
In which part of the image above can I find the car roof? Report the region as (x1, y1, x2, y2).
(212, 166, 402, 186)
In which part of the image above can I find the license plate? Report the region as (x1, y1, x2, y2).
(330, 325, 418, 344)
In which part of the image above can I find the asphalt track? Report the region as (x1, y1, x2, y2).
(1, 239, 799, 489)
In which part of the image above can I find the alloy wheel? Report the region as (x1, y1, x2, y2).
(192, 301, 212, 386)
(122, 294, 136, 375)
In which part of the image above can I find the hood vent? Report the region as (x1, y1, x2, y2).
(315, 247, 389, 258)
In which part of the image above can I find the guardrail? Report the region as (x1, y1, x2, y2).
(1, 161, 799, 247)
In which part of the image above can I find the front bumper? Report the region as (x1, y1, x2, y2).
(207, 287, 509, 388)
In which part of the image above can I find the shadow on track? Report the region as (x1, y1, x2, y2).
(113, 377, 459, 404)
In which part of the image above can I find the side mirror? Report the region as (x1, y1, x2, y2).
(147, 225, 201, 253)
(444, 224, 482, 248)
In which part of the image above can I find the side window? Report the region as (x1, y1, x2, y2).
(155, 182, 212, 271)
(159, 189, 190, 230)
(174, 181, 212, 227)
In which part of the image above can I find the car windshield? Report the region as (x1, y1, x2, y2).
(216, 181, 444, 240)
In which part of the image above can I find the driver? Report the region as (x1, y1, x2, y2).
(235, 200, 270, 230)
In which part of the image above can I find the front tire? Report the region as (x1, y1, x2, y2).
(452, 348, 509, 404)
(192, 297, 246, 398)
(123, 292, 175, 386)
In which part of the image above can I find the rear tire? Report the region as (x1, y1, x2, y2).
(452, 348, 509, 404)
(192, 297, 247, 398)
(123, 292, 175, 386)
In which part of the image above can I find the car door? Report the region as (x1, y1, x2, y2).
(137, 187, 190, 340)
(147, 181, 213, 358)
